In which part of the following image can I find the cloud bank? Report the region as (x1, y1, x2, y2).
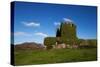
(54, 22, 60, 26)
(34, 32, 48, 37)
(14, 32, 31, 36)
(63, 18, 73, 22)
(22, 22, 40, 27)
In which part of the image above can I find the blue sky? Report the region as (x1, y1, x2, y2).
(13, 1, 97, 44)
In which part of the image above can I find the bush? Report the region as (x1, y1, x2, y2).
(88, 39, 97, 48)
(79, 39, 97, 48)
(44, 37, 56, 49)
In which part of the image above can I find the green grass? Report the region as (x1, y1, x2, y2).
(14, 48, 97, 66)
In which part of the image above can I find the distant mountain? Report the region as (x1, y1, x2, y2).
(14, 42, 45, 50)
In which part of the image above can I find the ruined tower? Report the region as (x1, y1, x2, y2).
(44, 18, 78, 49)
(60, 20, 78, 45)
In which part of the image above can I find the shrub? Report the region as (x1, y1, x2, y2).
(44, 37, 56, 49)
(79, 39, 97, 48)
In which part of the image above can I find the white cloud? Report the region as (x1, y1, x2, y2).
(63, 18, 73, 22)
(22, 22, 40, 27)
(35, 32, 48, 37)
(54, 22, 60, 26)
(14, 32, 31, 36)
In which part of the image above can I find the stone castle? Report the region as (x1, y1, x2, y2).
(44, 19, 79, 49)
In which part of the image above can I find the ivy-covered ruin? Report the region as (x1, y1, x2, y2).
(44, 19, 97, 49)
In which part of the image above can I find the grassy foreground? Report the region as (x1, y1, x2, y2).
(14, 48, 97, 66)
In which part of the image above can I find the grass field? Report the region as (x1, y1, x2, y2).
(14, 48, 97, 66)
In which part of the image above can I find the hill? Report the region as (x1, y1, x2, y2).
(14, 42, 45, 50)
